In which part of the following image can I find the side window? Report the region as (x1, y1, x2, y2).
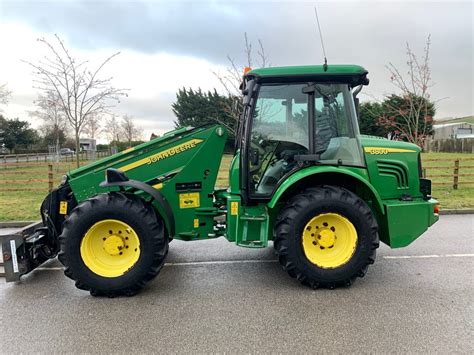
(314, 84, 364, 165)
(249, 84, 309, 195)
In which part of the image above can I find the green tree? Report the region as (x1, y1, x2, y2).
(358, 101, 391, 137)
(0, 115, 40, 151)
(172, 88, 236, 135)
(378, 94, 434, 142)
(358, 94, 435, 143)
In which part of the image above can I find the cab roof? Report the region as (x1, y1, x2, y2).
(246, 64, 369, 86)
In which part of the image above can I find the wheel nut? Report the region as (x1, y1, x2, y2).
(312, 241, 317, 246)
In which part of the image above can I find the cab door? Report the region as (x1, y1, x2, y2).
(242, 83, 310, 201)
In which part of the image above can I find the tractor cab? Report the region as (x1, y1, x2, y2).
(238, 65, 370, 201)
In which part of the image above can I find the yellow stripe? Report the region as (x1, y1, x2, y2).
(152, 183, 163, 189)
(120, 139, 203, 172)
(122, 147, 135, 154)
(364, 147, 417, 154)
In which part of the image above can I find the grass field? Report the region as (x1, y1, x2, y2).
(0, 152, 472, 221)
(420, 152, 474, 210)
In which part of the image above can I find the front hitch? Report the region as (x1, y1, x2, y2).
(1, 222, 56, 282)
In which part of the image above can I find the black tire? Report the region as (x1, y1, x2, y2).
(274, 185, 379, 289)
(58, 192, 168, 297)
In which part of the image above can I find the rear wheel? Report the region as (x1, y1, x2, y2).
(274, 186, 379, 289)
(58, 192, 168, 297)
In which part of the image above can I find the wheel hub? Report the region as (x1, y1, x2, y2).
(318, 229, 335, 248)
(301, 213, 358, 269)
(103, 235, 125, 256)
(80, 219, 141, 278)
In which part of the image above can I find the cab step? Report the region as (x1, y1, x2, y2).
(236, 213, 269, 248)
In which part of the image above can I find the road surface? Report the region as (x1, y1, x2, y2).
(1, 214, 473, 353)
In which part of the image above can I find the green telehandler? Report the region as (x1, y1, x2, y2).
(2, 65, 439, 296)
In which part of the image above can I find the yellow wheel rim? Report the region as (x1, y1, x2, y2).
(80, 219, 140, 278)
(301, 213, 357, 269)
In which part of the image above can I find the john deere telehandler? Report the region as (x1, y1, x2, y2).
(2, 65, 439, 296)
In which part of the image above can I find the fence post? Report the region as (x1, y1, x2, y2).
(48, 163, 54, 192)
(453, 159, 459, 190)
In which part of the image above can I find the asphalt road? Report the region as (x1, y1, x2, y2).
(1, 214, 473, 353)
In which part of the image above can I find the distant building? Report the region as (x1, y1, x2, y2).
(433, 122, 474, 139)
(79, 138, 97, 151)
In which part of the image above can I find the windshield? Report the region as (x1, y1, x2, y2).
(247, 83, 364, 196)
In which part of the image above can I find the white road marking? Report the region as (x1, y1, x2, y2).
(383, 254, 474, 260)
(23, 253, 474, 272)
(164, 259, 278, 266)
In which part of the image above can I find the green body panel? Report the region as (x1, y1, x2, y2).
(228, 151, 241, 194)
(360, 136, 422, 199)
(380, 198, 439, 247)
(67, 125, 227, 239)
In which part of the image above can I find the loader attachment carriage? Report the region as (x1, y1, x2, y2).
(2, 64, 439, 296)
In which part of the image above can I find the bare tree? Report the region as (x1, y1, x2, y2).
(212, 33, 269, 132)
(29, 91, 67, 158)
(24, 35, 127, 167)
(82, 113, 102, 139)
(0, 83, 11, 105)
(105, 114, 122, 145)
(379, 35, 435, 146)
(121, 115, 143, 147)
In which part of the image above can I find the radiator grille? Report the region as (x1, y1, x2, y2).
(377, 161, 409, 189)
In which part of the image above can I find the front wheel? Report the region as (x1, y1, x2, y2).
(274, 186, 379, 289)
(58, 192, 168, 297)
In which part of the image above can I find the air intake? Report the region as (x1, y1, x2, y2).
(377, 161, 409, 189)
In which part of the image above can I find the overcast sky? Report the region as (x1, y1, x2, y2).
(0, 0, 472, 141)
